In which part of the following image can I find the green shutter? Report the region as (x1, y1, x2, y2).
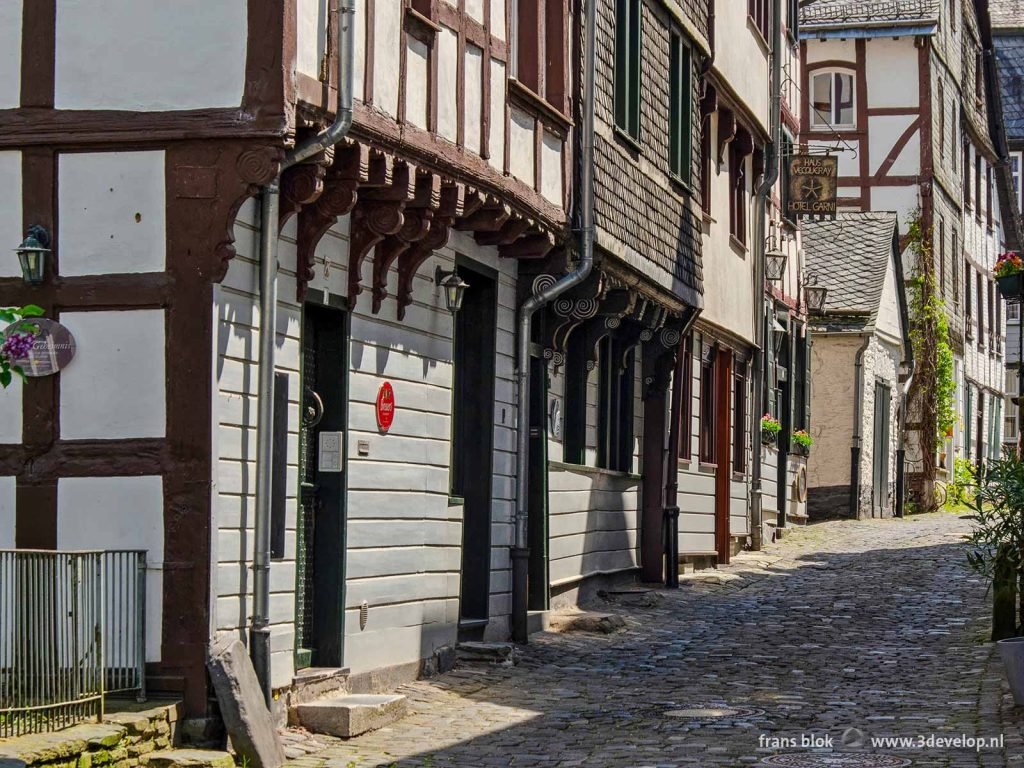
(765, 309, 776, 417)
(614, 0, 642, 139)
(965, 385, 973, 459)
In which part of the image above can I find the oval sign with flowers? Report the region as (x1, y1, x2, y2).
(0, 305, 76, 386)
(994, 251, 1024, 300)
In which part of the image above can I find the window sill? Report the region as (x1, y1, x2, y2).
(448, 494, 465, 507)
(508, 78, 573, 134)
(809, 124, 857, 133)
(702, 211, 715, 226)
(678, 458, 692, 470)
(747, 17, 771, 57)
(613, 125, 644, 156)
(405, 6, 440, 43)
(729, 234, 749, 256)
(669, 172, 695, 198)
(732, 470, 747, 481)
(549, 460, 641, 481)
(698, 462, 717, 473)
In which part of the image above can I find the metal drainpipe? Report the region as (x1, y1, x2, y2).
(251, 0, 356, 705)
(750, 0, 782, 551)
(511, 0, 597, 644)
(849, 336, 871, 519)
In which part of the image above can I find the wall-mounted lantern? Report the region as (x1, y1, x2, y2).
(435, 266, 469, 314)
(765, 243, 788, 282)
(15, 225, 51, 286)
(804, 272, 829, 314)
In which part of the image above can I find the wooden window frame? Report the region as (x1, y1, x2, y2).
(614, 0, 642, 142)
(732, 358, 748, 474)
(810, 71, 856, 131)
(748, 0, 770, 42)
(699, 343, 718, 465)
(987, 164, 994, 229)
(700, 117, 712, 215)
(965, 261, 974, 339)
(977, 268, 985, 349)
(952, 229, 959, 309)
(975, 154, 983, 221)
(512, 0, 569, 116)
(679, 332, 694, 460)
(964, 141, 972, 209)
(938, 216, 945, 294)
(597, 336, 636, 472)
(729, 138, 749, 246)
(938, 80, 945, 163)
(669, 31, 693, 185)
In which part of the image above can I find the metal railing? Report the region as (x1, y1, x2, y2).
(0, 549, 146, 738)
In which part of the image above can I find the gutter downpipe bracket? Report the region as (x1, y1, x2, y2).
(251, 0, 357, 706)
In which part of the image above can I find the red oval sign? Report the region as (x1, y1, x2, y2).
(376, 381, 395, 433)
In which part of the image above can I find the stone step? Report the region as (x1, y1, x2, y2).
(455, 641, 521, 665)
(549, 610, 626, 635)
(294, 694, 409, 739)
(144, 749, 236, 768)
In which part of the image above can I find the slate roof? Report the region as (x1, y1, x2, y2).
(995, 34, 1024, 143)
(800, 0, 939, 28)
(802, 212, 899, 332)
(991, 0, 1024, 28)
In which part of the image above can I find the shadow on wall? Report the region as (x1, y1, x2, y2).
(303, 536, 991, 767)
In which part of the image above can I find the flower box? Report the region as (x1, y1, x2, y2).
(997, 272, 1024, 301)
(792, 443, 810, 458)
(761, 429, 777, 446)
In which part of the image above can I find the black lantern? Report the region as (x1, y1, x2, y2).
(435, 266, 469, 314)
(765, 246, 788, 282)
(805, 272, 828, 314)
(15, 225, 51, 286)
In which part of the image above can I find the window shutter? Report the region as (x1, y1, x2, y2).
(803, 327, 812, 432)
(764, 309, 776, 416)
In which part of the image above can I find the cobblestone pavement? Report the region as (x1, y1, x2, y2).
(283, 512, 1024, 768)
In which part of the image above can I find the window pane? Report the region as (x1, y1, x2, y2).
(670, 34, 681, 175)
(835, 73, 854, 126)
(811, 73, 831, 126)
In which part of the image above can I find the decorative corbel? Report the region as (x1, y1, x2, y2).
(642, 319, 684, 400)
(499, 230, 556, 260)
(475, 214, 532, 246)
(396, 183, 460, 320)
(348, 158, 414, 305)
(717, 107, 736, 167)
(293, 143, 364, 301)
(455, 196, 511, 231)
(280, 162, 328, 229)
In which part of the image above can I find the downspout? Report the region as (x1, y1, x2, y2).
(251, 0, 356, 704)
(849, 335, 871, 518)
(750, 0, 782, 550)
(511, 0, 596, 644)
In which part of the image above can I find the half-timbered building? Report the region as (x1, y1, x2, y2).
(1, 0, 573, 724)
(799, 0, 1016, 504)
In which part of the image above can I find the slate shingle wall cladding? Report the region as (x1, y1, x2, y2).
(592, 0, 705, 300)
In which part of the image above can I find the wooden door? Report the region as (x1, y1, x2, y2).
(872, 381, 891, 517)
(714, 349, 733, 563)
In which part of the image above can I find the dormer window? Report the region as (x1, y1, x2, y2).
(810, 71, 855, 130)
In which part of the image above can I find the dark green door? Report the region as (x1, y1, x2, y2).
(296, 302, 348, 668)
(872, 381, 892, 517)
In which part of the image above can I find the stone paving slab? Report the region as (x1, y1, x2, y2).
(282, 512, 1024, 767)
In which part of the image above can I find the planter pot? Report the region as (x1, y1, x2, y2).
(761, 430, 778, 447)
(997, 636, 1024, 707)
(996, 272, 1024, 300)
(792, 444, 810, 458)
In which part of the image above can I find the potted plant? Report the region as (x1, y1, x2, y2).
(994, 251, 1024, 300)
(0, 305, 44, 388)
(966, 456, 1024, 706)
(791, 429, 813, 457)
(761, 414, 781, 447)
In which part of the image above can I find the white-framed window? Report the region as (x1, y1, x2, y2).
(1011, 152, 1022, 210)
(811, 71, 856, 130)
(1008, 301, 1020, 321)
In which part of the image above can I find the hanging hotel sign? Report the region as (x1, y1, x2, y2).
(786, 155, 838, 218)
(376, 381, 395, 433)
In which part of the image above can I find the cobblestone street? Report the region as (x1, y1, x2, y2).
(284, 513, 1024, 768)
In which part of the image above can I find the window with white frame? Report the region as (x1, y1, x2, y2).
(1012, 152, 1022, 210)
(1008, 301, 1020, 321)
(811, 71, 855, 130)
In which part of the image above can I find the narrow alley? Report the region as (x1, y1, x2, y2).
(284, 514, 1023, 768)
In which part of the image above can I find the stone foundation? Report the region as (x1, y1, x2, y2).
(0, 701, 182, 768)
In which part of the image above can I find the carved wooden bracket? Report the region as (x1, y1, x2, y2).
(348, 199, 405, 305)
(717, 107, 736, 166)
(700, 82, 718, 122)
(396, 183, 460, 321)
(733, 126, 755, 160)
(642, 318, 685, 400)
(280, 162, 327, 229)
(455, 196, 511, 231)
(372, 208, 432, 313)
(295, 174, 358, 301)
(500, 231, 555, 260)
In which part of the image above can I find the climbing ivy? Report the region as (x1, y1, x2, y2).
(905, 212, 955, 508)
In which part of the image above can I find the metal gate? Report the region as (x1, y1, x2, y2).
(0, 549, 146, 738)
